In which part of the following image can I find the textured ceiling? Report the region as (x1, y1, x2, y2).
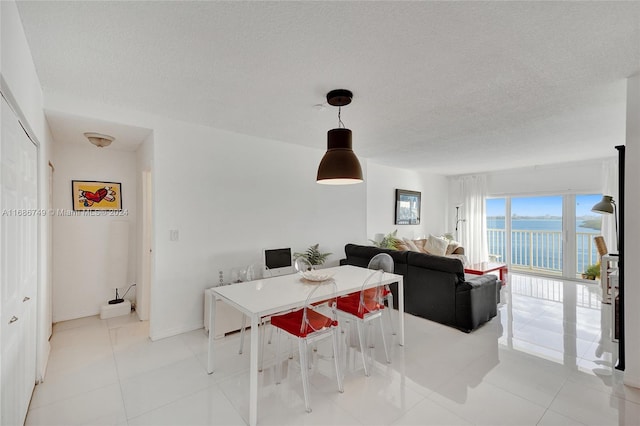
(15, 1, 640, 175)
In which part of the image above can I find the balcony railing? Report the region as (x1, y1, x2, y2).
(487, 228, 599, 276)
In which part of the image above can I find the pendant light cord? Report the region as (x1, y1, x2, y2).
(338, 106, 345, 129)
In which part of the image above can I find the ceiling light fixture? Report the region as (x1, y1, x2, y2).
(316, 89, 363, 185)
(84, 132, 114, 148)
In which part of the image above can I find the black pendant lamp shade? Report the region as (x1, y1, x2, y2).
(317, 89, 363, 185)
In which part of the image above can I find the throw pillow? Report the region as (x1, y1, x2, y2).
(395, 241, 409, 251)
(403, 238, 421, 253)
(413, 238, 427, 252)
(446, 240, 461, 255)
(425, 234, 448, 256)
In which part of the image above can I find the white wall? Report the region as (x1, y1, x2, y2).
(1, 0, 53, 381)
(623, 72, 640, 389)
(149, 120, 366, 339)
(366, 162, 448, 241)
(52, 143, 137, 322)
(484, 160, 606, 196)
(447, 159, 607, 213)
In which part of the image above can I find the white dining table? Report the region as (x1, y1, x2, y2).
(206, 264, 404, 426)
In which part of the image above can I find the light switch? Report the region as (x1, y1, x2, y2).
(170, 229, 179, 241)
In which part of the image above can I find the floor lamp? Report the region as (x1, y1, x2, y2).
(591, 195, 618, 253)
(455, 205, 465, 241)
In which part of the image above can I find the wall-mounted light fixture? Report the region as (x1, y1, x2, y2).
(316, 89, 363, 185)
(84, 132, 114, 148)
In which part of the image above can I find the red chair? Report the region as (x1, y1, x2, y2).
(270, 280, 343, 413)
(336, 269, 390, 376)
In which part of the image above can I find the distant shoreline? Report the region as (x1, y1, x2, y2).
(487, 216, 601, 231)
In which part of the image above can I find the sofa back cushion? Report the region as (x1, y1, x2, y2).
(407, 251, 465, 282)
(343, 244, 408, 275)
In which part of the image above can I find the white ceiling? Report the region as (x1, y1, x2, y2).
(16, 1, 640, 175)
(45, 109, 152, 151)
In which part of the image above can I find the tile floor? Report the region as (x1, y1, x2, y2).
(26, 274, 640, 425)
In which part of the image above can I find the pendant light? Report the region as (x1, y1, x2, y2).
(316, 89, 363, 185)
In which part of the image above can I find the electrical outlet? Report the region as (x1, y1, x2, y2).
(169, 229, 179, 241)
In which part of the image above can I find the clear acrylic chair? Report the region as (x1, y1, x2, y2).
(367, 253, 396, 335)
(270, 280, 343, 413)
(336, 269, 390, 376)
(294, 256, 312, 273)
(238, 261, 303, 366)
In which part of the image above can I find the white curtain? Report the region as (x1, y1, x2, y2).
(601, 158, 619, 254)
(458, 175, 489, 264)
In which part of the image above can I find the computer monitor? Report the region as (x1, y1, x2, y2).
(263, 247, 293, 277)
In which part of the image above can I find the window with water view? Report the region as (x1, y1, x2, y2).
(486, 195, 602, 278)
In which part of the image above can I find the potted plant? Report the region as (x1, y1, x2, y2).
(293, 244, 331, 270)
(369, 230, 402, 250)
(582, 263, 601, 280)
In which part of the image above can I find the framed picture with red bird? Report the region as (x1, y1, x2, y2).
(72, 180, 122, 211)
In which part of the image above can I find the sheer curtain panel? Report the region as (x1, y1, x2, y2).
(458, 175, 489, 264)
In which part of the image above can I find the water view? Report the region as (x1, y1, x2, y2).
(486, 195, 603, 276)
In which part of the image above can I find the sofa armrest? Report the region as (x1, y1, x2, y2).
(456, 274, 498, 332)
(463, 274, 497, 288)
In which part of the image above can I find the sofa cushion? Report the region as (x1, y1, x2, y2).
(403, 238, 421, 252)
(446, 240, 461, 255)
(344, 244, 408, 268)
(425, 234, 448, 256)
(413, 238, 427, 252)
(407, 251, 465, 280)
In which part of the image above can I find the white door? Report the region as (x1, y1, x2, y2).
(1, 95, 38, 426)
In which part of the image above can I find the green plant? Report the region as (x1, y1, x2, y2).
(293, 244, 331, 266)
(583, 262, 601, 280)
(369, 230, 401, 250)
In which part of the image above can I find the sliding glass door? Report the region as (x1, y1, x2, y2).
(487, 194, 602, 279)
(512, 196, 563, 273)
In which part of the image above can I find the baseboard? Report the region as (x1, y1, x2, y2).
(623, 373, 640, 389)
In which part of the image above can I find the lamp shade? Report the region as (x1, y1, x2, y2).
(316, 128, 363, 185)
(591, 195, 615, 214)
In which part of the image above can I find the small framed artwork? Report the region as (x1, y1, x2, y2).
(72, 180, 122, 211)
(395, 189, 421, 225)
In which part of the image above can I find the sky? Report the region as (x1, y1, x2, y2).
(486, 194, 603, 217)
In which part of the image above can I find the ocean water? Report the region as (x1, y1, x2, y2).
(486, 218, 600, 274)
(487, 217, 599, 233)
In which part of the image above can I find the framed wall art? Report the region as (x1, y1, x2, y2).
(395, 189, 421, 225)
(72, 180, 122, 211)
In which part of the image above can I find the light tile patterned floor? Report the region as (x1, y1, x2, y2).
(26, 274, 640, 425)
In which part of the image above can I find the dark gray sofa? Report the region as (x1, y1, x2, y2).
(340, 244, 499, 332)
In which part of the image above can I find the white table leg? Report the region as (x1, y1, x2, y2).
(249, 314, 259, 426)
(398, 277, 405, 346)
(207, 290, 216, 374)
